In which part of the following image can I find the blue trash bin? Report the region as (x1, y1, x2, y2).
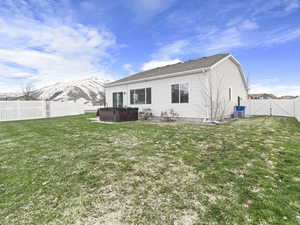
(234, 106, 246, 118)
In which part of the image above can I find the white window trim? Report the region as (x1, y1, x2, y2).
(171, 82, 190, 104)
(112, 92, 124, 107)
(130, 87, 152, 105)
(229, 87, 232, 101)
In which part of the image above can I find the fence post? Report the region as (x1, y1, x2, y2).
(0, 101, 6, 121)
(46, 101, 51, 118)
(269, 102, 272, 116)
(17, 101, 21, 120)
(42, 101, 46, 118)
(293, 99, 296, 118)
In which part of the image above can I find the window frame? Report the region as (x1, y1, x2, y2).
(130, 87, 152, 105)
(112, 92, 123, 107)
(171, 82, 189, 104)
(171, 84, 180, 104)
(146, 87, 152, 104)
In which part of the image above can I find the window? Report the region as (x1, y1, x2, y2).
(171, 84, 179, 103)
(134, 89, 145, 104)
(130, 90, 134, 105)
(172, 83, 189, 103)
(113, 92, 123, 107)
(146, 88, 152, 104)
(229, 88, 232, 101)
(180, 83, 189, 103)
(130, 88, 152, 105)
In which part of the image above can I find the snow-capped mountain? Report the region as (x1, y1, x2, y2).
(0, 92, 22, 98)
(32, 77, 108, 104)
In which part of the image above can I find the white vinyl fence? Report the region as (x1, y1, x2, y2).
(2, 99, 300, 122)
(242, 98, 300, 122)
(0, 101, 97, 122)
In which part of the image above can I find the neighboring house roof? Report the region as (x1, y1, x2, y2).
(108, 54, 230, 86)
(279, 95, 298, 99)
(249, 94, 298, 100)
(249, 93, 278, 99)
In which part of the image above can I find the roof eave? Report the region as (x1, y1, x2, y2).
(105, 67, 210, 88)
(105, 54, 235, 88)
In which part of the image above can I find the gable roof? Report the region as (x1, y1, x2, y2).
(108, 53, 230, 86)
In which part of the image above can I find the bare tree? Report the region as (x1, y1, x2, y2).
(200, 71, 228, 121)
(21, 83, 35, 100)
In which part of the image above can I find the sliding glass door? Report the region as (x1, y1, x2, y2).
(113, 92, 123, 107)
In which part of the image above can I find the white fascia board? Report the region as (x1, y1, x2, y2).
(105, 67, 210, 88)
(229, 55, 249, 92)
(210, 54, 231, 69)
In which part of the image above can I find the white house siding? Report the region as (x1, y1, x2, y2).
(105, 57, 248, 119)
(209, 57, 248, 117)
(106, 73, 209, 118)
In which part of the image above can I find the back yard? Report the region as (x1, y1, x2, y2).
(0, 115, 299, 225)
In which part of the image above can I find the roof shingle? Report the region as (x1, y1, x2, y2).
(108, 53, 230, 85)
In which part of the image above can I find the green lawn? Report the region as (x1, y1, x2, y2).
(0, 115, 299, 225)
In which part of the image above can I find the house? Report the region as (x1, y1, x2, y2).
(105, 54, 248, 120)
(279, 95, 298, 99)
(249, 93, 277, 99)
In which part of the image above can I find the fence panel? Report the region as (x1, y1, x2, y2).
(49, 102, 86, 118)
(271, 100, 295, 117)
(0, 101, 94, 122)
(294, 98, 300, 122)
(0, 101, 19, 121)
(242, 98, 299, 120)
(2, 99, 300, 122)
(0, 101, 45, 121)
(19, 101, 46, 120)
(243, 100, 270, 116)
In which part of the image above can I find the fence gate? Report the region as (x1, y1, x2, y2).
(243, 99, 297, 118)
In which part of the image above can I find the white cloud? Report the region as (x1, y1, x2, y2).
(151, 40, 189, 60)
(0, 82, 20, 93)
(255, 78, 280, 84)
(0, 18, 115, 59)
(204, 27, 243, 52)
(142, 59, 181, 71)
(79, 1, 95, 11)
(0, 63, 33, 79)
(0, 1, 117, 90)
(155, 23, 300, 57)
(126, 0, 177, 21)
(141, 40, 186, 73)
(265, 27, 300, 45)
(240, 20, 258, 30)
(251, 0, 300, 16)
(123, 64, 135, 74)
(158, 0, 300, 56)
(203, 25, 300, 52)
(250, 83, 300, 96)
(283, 0, 300, 11)
(249, 83, 274, 94)
(0, 48, 112, 87)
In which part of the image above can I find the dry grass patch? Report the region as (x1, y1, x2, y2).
(0, 115, 299, 225)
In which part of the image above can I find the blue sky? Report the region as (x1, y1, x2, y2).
(0, 0, 300, 96)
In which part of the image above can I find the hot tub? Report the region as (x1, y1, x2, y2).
(98, 107, 139, 122)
